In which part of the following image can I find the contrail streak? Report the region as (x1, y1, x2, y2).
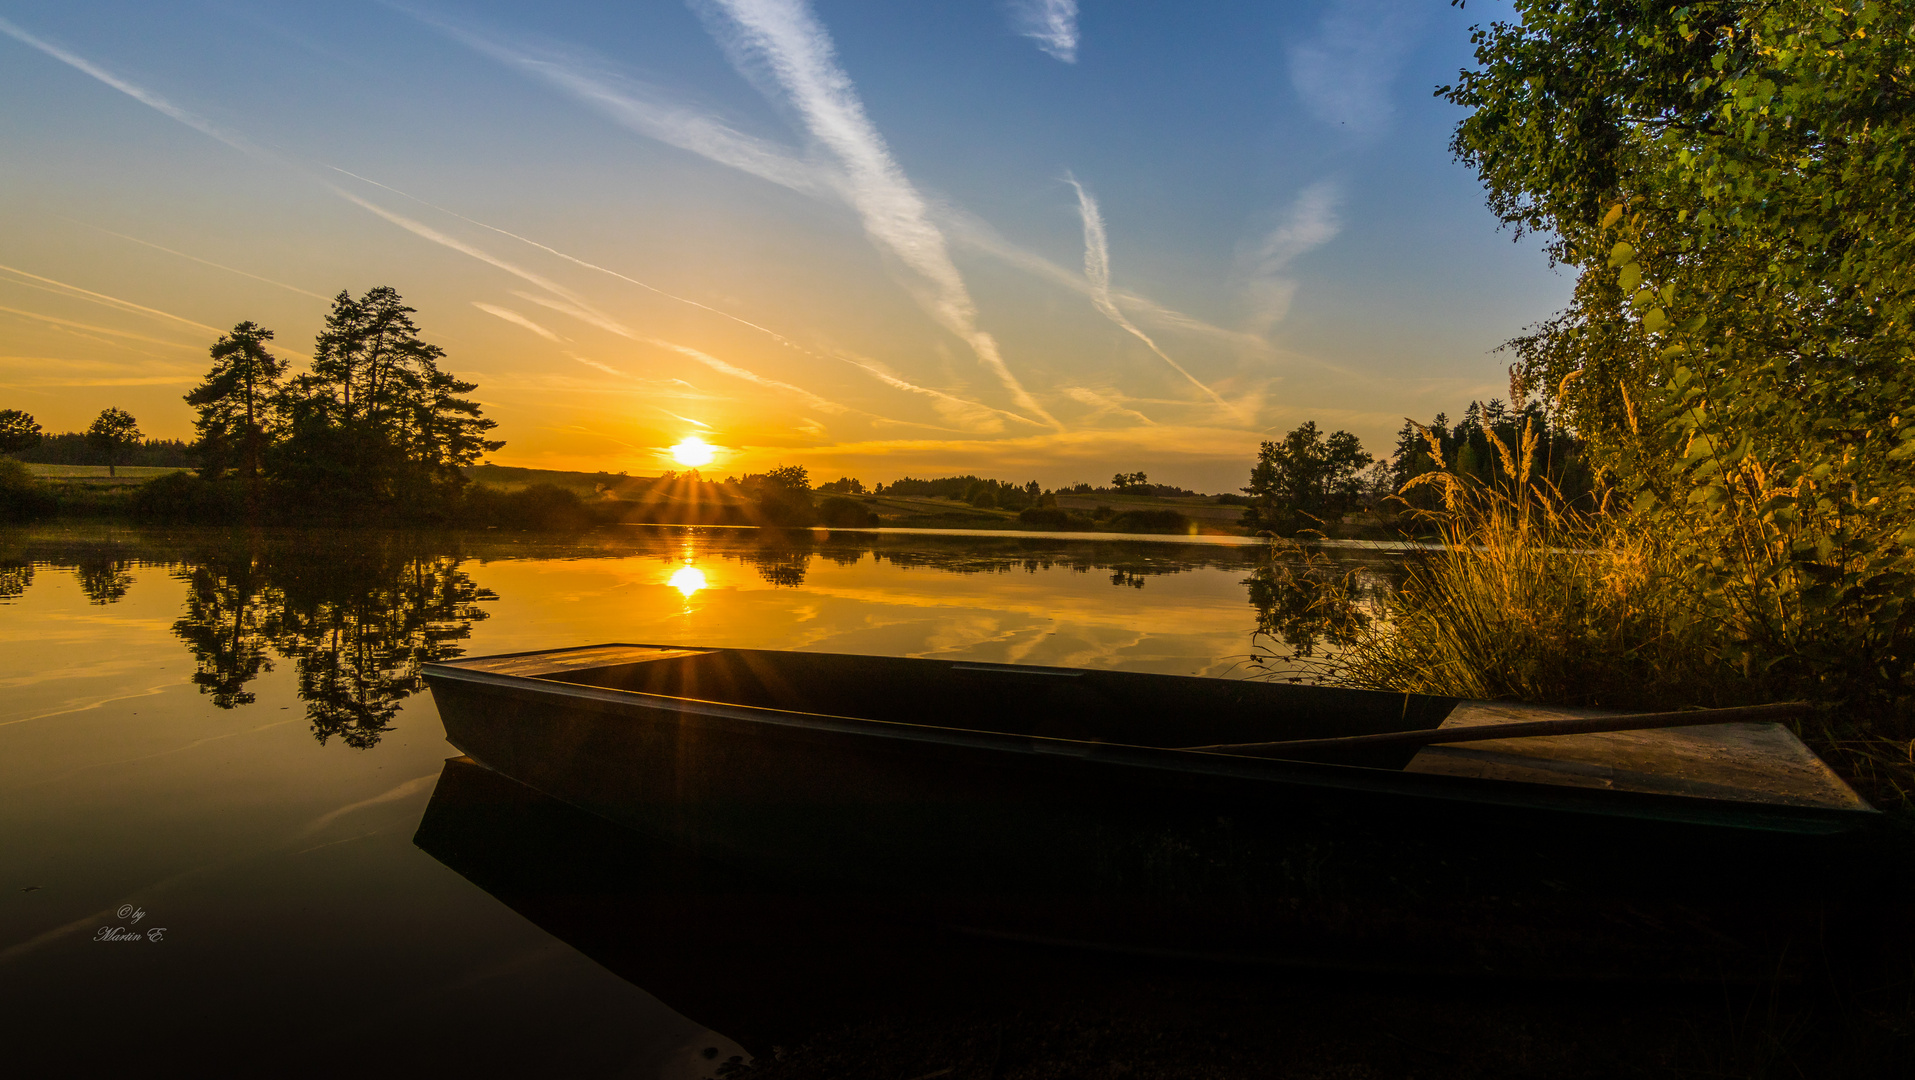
(326, 165, 829, 360)
(57, 217, 327, 299)
(471, 302, 561, 341)
(6, 15, 1014, 434)
(0, 18, 631, 344)
(0, 304, 204, 348)
(651, 339, 847, 416)
(1066, 177, 1230, 409)
(703, 0, 1058, 428)
(0, 263, 220, 333)
(831, 353, 1044, 433)
(1064, 385, 1157, 426)
(0, 17, 268, 160)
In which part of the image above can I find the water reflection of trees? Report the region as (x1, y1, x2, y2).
(75, 557, 136, 605)
(1244, 547, 1400, 683)
(176, 550, 273, 707)
(170, 535, 493, 747)
(718, 535, 1236, 591)
(0, 559, 29, 601)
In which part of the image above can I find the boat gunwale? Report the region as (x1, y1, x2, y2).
(421, 648, 1881, 835)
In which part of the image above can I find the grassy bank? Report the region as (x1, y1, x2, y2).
(1257, 433, 1915, 811)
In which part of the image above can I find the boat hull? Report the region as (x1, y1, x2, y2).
(423, 653, 1888, 978)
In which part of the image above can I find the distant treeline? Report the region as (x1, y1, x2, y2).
(877, 475, 1042, 508)
(1241, 399, 1593, 536)
(13, 433, 194, 468)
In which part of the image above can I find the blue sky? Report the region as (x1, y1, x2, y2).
(0, 0, 1565, 489)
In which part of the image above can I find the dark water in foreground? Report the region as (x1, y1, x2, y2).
(5, 525, 1910, 1077)
(1, 524, 1360, 1074)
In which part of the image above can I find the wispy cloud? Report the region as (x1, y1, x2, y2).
(699, 0, 1058, 428)
(1287, 0, 1426, 134)
(394, 7, 831, 197)
(1008, 0, 1079, 63)
(1237, 181, 1341, 334)
(471, 302, 561, 341)
(1066, 177, 1229, 408)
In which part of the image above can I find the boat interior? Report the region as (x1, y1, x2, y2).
(439, 644, 1458, 752)
(433, 645, 1874, 810)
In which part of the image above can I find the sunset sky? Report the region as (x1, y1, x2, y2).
(0, 0, 1566, 491)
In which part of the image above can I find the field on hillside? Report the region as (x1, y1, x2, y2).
(24, 464, 187, 483)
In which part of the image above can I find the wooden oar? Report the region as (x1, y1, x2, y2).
(1182, 702, 1813, 758)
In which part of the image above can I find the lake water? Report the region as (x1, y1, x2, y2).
(1, 523, 1399, 1074)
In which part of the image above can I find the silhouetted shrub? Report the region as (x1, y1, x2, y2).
(463, 483, 595, 530)
(0, 459, 55, 522)
(1017, 506, 1093, 530)
(819, 496, 878, 527)
(130, 472, 239, 523)
(1104, 509, 1190, 534)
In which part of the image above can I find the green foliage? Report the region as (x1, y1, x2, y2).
(0, 458, 55, 521)
(816, 476, 866, 494)
(0, 409, 42, 455)
(1388, 399, 1595, 519)
(186, 321, 286, 482)
(1112, 471, 1148, 490)
(84, 408, 142, 477)
(1446, 0, 1915, 721)
(1243, 421, 1373, 535)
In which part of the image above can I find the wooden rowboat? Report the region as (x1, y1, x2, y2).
(421, 644, 1883, 976)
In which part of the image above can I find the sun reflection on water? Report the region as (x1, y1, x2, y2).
(668, 565, 707, 598)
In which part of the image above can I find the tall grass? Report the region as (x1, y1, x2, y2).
(1338, 422, 1740, 709)
(1263, 422, 1915, 808)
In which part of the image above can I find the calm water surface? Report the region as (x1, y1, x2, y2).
(0, 524, 1394, 1074)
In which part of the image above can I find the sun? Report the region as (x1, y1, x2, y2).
(669, 436, 717, 468)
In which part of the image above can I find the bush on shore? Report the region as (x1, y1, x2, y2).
(818, 496, 878, 528)
(456, 483, 596, 531)
(1103, 509, 1191, 534)
(129, 472, 242, 523)
(0, 459, 56, 522)
(1016, 506, 1093, 530)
